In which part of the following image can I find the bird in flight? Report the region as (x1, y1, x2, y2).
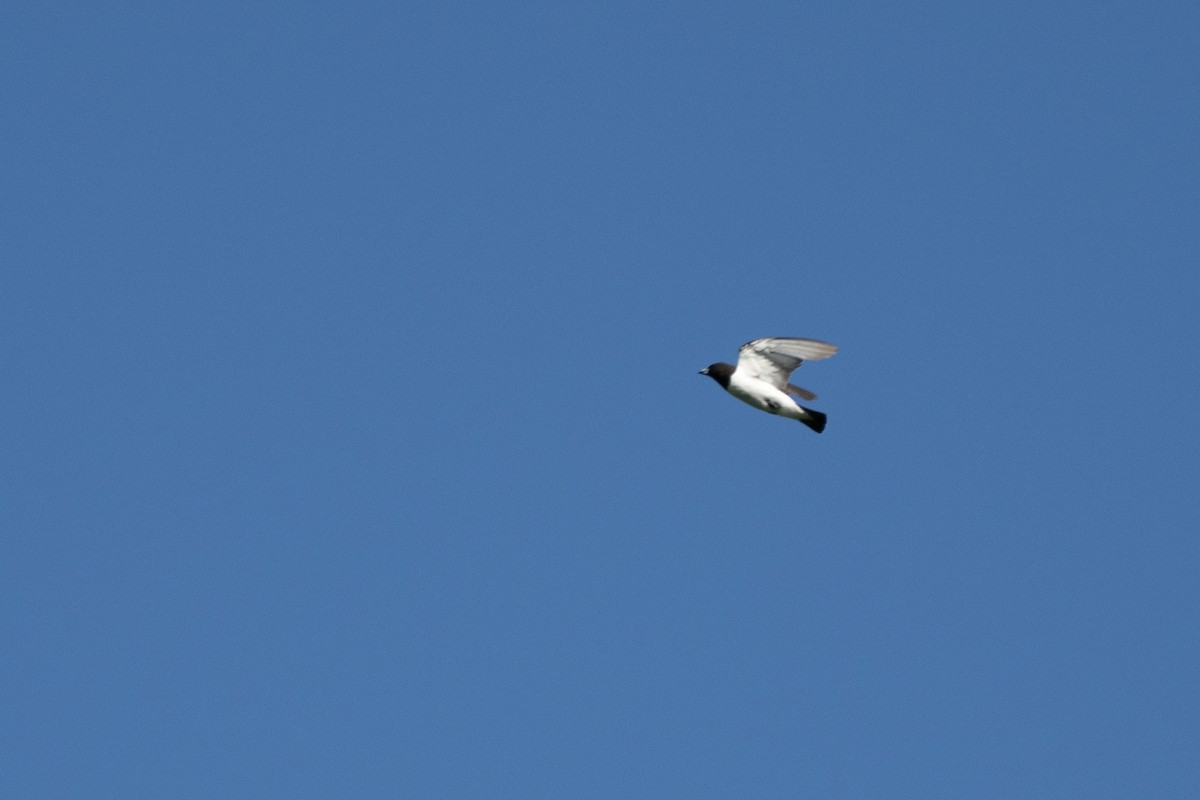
(699, 337, 838, 433)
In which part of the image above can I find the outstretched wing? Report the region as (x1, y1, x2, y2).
(785, 384, 817, 401)
(736, 337, 837, 389)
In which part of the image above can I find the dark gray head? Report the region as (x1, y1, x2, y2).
(699, 362, 735, 389)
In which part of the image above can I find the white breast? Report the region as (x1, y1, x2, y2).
(728, 371, 799, 416)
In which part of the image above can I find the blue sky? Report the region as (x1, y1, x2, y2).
(4, 2, 1199, 797)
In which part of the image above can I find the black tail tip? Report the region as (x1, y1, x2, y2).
(800, 409, 827, 433)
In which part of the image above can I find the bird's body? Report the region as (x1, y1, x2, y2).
(700, 337, 837, 433)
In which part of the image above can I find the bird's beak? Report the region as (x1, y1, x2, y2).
(698, 368, 709, 375)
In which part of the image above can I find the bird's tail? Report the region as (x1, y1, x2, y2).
(798, 407, 827, 433)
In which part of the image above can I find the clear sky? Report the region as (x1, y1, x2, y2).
(4, 2, 1199, 797)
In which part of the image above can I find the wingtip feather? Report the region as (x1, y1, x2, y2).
(744, 337, 838, 361)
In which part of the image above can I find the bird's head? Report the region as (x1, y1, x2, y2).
(698, 362, 735, 389)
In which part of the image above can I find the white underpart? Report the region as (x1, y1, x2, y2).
(727, 371, 808, 420)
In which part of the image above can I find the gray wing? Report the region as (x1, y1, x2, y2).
(736, 337, 838, 389)
(785, 384, 818, 401)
